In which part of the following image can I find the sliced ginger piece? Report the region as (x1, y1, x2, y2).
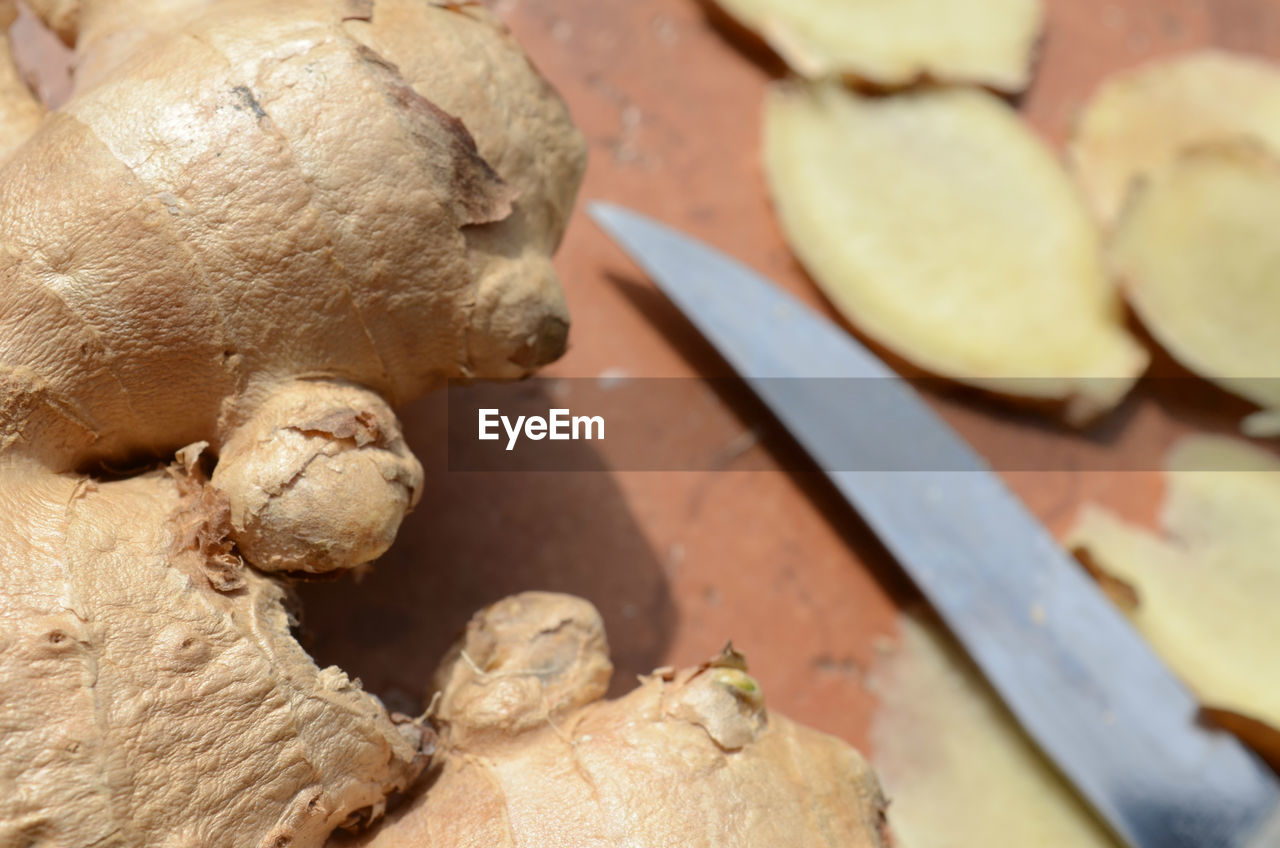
(713, 0, 1042, 92)
(764, 82, 1147, 424)
(1069, 435, 1280, 767)
(1110, 141, 1280, 436)
(871, 613, 1120, 848)
(1071, 50, 1280, 228)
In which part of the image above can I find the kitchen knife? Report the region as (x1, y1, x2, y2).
(590, 203, 1280, 848)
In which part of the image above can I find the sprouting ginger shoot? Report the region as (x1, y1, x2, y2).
(346, 592, 891, 848)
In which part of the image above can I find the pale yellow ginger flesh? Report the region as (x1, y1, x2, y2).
(347, 592, 891, 848)
(871, 614, 1121, 848)
(1109, 142, 1280, 437)
(0, 0, 586, 843)
(713, 0, 1042, 92)
(1069, 436, 1280, 769)
(1071, 50, 1280, 228)
(764, 82, 1148, 423)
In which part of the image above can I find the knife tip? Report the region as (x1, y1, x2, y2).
(586, 201, 625, 229)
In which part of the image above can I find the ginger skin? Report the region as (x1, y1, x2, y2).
(0, 4, 889, 846)
(0, 0, 583, 844)
(0, 0, 584, 573)
(349, 593, 891, 848)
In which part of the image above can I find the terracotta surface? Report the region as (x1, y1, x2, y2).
(12, 0, 1280, 754)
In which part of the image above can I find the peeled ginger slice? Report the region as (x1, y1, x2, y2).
(1069, 436, 1280, 767)
(1071, 50, 1280, 227)
(764, 83, 1147, 424)
(713, 0, 1042, 92)
(871, 614, 1120, 848)
(1109, 141, 1280, 436)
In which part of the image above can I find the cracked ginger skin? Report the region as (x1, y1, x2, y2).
(0, 0, 584, 844)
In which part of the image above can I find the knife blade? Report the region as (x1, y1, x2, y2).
(590, 203, 1280, 848)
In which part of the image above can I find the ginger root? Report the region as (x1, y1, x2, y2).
(0, 0, 585, 575)
(0, 464, 431, 846)
(0, 0, 585, 843)
(347, 592, 890, 848)
(0, 3, 891, 845)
